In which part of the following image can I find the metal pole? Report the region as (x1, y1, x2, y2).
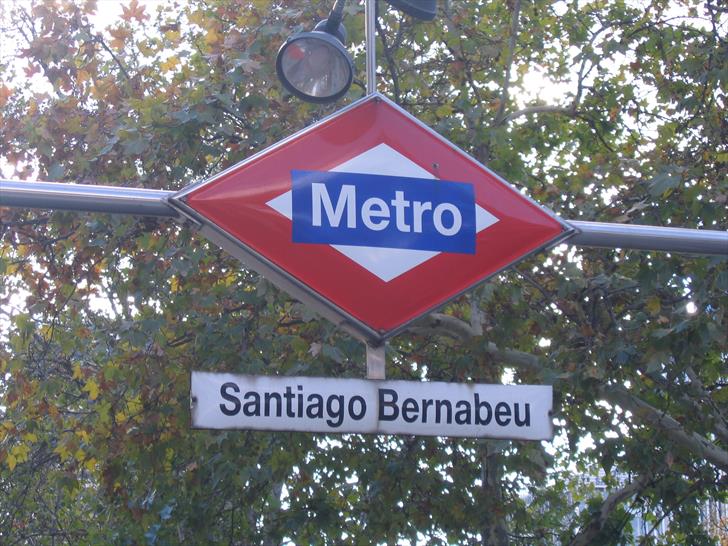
(365, 0, 376, 94)
(366, 343, 385, 379)
(1, 180, 726, 255)
(0, 179, 177, 218)
(569, 220, 727, 256)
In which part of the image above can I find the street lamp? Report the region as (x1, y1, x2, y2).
(275, 1, 354, 104)
(275, 0, 439, 104)
(386, 0, 437, 21)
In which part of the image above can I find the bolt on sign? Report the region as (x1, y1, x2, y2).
(171, 93, 573, 343)
(191, 372, 553, 440)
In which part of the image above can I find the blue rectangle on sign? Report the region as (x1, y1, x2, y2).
(291, 170, 476, 254)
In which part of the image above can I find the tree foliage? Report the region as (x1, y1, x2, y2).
(0, 0, 726, 544)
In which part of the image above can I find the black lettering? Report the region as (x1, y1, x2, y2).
(475, 394, 492, 426)
(378, 388, 399, 421)
(242, 392, 260, 417)
(297, 385, 304, 417)
(495, 402, 511, 426)
(421, 399, 434, 423)
(435, 400, 452, 424)
(326, 395, 345, 427)
(514, 403, 530, 427)
(264, 392, 282, 417)
(402, 398, 419, 423)
(284, 386, 295, 417)
(454, 400, 471, 425)
(306, 394, 324, 418)
(219, 382, 241, 416)
(348, 396, 366, 421)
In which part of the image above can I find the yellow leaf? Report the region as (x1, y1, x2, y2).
(161, 56, 179, 72)
(54, 444, 71, 462)
(435, 104, 453, 117)
(127, 395, 143, 415)
(188, 10, 206, 26)
(11, 443, 30, 463)
(222, 272, 236, 286)
(137, 40, 155, 56)
(108, 26, 132, 50)
(75, 448, 85, 463)
(85, 457, 97, 471)
(40, 324, 54, 340)
(164, 30, 181, 43)
(646, 296, 661, 316)
(83, 378, 99, 400)
(22, 432, 37, 443)
(3, 261, 19, 275)
(7, 453, 16, 471)
(77, 69, 90, 83)
(205, 28, 222, 46)
(98, 401, 111, 426)
(236, 13, 260, 26)
(164, 448, 174, 471)
(73, 362, 83, 380)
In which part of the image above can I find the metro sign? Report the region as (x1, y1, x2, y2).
(171, 93, 573, 342)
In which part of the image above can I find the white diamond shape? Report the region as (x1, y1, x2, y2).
(266, 143, 499, 282)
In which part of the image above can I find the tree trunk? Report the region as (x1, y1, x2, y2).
(480, 441, 509, 546)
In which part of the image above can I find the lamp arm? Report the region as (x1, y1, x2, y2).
(325, 0, 348, 34)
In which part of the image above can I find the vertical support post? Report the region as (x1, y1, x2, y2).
(365, 0, 377, 94)
(366, 343, 385, 379)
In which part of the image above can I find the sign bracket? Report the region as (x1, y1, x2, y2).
(366, 343, 386, 380)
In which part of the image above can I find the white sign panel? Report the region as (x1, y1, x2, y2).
(191, 372, 552, 440)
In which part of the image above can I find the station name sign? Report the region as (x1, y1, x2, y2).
(191, 372, 553, 440)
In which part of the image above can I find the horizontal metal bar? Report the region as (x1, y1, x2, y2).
(1, 180, 726, 255)
(570, 220, 727, 256)
(0, 179, 177, 218)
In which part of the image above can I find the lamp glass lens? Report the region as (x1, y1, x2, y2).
(280, 36, 351, 99)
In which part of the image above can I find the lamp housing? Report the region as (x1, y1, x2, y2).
(275, 18, 354, 104)
(385, 0, 438, 20)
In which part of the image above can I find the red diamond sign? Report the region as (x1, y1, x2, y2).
(171, 94, 573, 342)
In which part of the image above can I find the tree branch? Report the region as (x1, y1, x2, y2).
(637, 479, 705, 546)
(95, 34, 132, 82)
(502, 104, 578, 123)
(568, 475, 652, 546)
(493, 0, 522, 126)
(599, 385, 728, 472)
(479, 441, 510, 546)
(375, 12, 401, 104)
(409, 313, 546, 370)
(410, 312, 479, 340)
(408, 314, 728, 471)
(646, 367, 728, 445)
(686, 366, 728, 440)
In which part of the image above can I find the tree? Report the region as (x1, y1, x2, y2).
(1, 0, 726, 544)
